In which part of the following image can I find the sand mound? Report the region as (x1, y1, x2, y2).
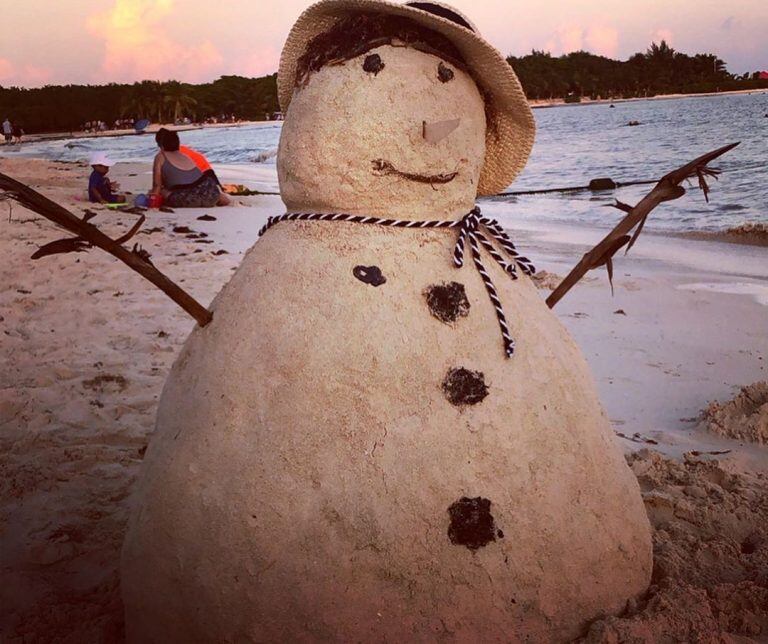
(682, 223, 768, 247)
(531, 270, 563, 290)
(725, 223, 768, 244)
(582, 449, 768, 642)
(699, 382, 768, 445)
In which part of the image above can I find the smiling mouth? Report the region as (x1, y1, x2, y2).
(371, 159, 458, 185)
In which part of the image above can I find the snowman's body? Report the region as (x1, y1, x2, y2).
(122, 43, 651, 642)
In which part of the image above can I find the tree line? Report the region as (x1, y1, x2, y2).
(1, 41, 766, 134)
(0, 75, 279, 135)
(508, 41, 768, 101)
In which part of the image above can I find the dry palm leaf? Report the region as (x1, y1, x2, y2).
(0, 172, 212, 326)
(546, 142, 739, 308)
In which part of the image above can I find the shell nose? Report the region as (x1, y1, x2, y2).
(422, 118, 460, 144)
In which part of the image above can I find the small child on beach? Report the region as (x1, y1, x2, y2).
(88, 152, 125, 204)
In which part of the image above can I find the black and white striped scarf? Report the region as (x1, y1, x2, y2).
(258, 207, 535, 358)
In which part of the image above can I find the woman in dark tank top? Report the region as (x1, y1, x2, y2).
(161, 153, 203, 188)
(151, 128, 229, 207)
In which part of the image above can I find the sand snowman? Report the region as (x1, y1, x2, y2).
(122, 2, 652, 640)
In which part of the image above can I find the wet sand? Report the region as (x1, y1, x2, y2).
(1, 157, 766, 641)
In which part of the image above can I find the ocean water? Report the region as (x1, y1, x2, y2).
(506, 91, 767, 234)
(4, 92, 767, 233)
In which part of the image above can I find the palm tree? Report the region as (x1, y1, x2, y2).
(163, 82, 198, 123)
(646, 40, 676, 63)
(644, 41, 677, 92)
(121, 81, 165, 122)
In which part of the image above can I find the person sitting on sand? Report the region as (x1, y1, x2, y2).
(88, 152, 126, 204)
(151, 129, 230, 207)
(172, 131, 227, 194)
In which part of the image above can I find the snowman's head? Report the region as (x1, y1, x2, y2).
(276, 5, 533, 220)
(278, 14, 489, 218)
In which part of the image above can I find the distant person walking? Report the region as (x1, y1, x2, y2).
(2, 118, 12, 144)
(12, 123, 24, 144)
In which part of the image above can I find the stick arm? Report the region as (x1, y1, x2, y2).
(0, 171, 213, 327)
(545, 142, 739, 309)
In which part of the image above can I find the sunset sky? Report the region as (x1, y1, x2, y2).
(1, 0, 766, 88)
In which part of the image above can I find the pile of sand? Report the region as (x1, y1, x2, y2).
(583, 449, 768, 642)
(531, 270, 563, 290)
(683, 223, 768, 247)
(724, 223, 768, 244)
(699, 382, 768, 445)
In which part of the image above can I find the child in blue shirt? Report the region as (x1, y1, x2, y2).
(88, 152, 125, 204)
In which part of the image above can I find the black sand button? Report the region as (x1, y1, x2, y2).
(424, 282, 469, 323)
(442, 367, 488, 406)
(448, 497, 498, 550)
(353, 265, 386, 287)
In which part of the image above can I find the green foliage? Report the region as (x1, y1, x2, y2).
(0, 74, 279, 134)
(508, 41, 768, 100)
(1, 42, 766, 134)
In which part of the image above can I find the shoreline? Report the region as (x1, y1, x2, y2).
(529, 86, 768, 109)
(3, 155, 764, 248)
(3, 156, 766, 434)
(6, 87, 766, 144)
(11, 119, 275, 145)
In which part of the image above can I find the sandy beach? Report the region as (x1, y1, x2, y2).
(528, 86, 768, 109)
(1, 157, 766, 641)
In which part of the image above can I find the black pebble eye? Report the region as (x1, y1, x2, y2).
(353, 265, 386, 287)
(437, 61, 454, 83)
(363, 54, 385, 75)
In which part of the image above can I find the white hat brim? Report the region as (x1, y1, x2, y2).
(90, 155, 115, 167)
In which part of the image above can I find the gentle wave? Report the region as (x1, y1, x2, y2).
(252, 148, 278, 163)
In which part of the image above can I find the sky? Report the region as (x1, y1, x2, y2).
(0, 0, 766, 88)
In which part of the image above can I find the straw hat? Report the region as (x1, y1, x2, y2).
(277, 0, 535, 196)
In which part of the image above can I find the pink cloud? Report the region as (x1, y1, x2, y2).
(239, 46, 281, 78)
(545, 24, 619, 58)
(0, 58, 13, 81)
(0, 59, 53, 88)
(585, 26, 619, 58)
(87, 0, 224, 82)
(556, 25, 584, 53)
(22, 65, 53, 86)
